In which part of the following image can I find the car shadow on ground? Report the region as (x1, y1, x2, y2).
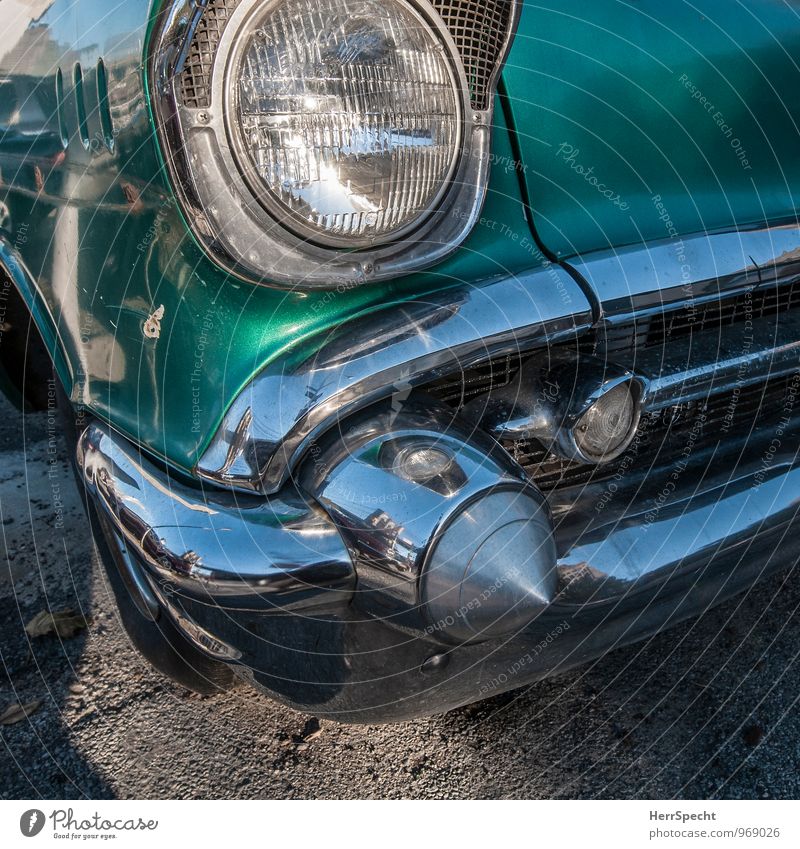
(440, 564, 800, 799)
(0, 400, 113, 798)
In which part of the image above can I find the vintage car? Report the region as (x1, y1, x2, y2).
(2, 0, 799, 722)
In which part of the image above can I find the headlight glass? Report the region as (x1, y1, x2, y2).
(229, 0, 461, 247)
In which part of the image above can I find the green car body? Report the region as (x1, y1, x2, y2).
(3, 0, 799, 472)
(3, 0, 800, 721)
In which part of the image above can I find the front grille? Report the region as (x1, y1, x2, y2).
(426, 352, 522, 406)
(431, 0, 514, 109)
(178, 0, 514, 111)
(426, 279, 800, 493)
(583, 278, 800, 356)
(507, 372, 800, 491)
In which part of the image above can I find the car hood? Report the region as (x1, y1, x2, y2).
(502, 0, 800, 261)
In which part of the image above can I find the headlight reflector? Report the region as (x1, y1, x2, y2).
(229, 0, 462, 247)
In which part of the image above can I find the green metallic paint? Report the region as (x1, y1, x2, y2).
(1, 0, 549, 475)
(6, 0, 800, 475)
(503, 0, 800, 259)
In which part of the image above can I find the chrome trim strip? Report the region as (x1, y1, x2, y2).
(636, 311, 800, 411)
(469, 311, 800, 448)
(196, 265, 592, 494)
(95, 511, 161, 622)
(78, 423, 355, 612)
(553, 422, 800, 605)
(571, 223, 800, 317)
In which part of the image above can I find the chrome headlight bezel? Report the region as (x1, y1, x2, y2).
(149, 0, 520, 289)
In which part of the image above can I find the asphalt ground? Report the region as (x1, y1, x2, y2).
(1, 394, 799, 799)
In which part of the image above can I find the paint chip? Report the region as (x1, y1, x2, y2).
(144, 304, 165, 339)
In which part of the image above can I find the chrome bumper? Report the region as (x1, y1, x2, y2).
(78, 425, 355, 651)
(80, 223, 800, 721)
(78, 414, 800, 722)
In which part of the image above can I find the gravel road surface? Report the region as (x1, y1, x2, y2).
(1, 396, 799, 799)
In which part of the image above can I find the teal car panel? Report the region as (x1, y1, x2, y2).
(0, 0, 550, 474)
(503, 0, 800, 259)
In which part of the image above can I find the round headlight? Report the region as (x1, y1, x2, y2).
(227, 0, 462, 248)
(573, 381, 639, 462)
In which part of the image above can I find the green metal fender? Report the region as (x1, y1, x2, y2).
(0, 0, 544, 474)
(3, 0, 800, 474)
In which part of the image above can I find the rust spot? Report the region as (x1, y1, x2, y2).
(120, 181, 143, 212)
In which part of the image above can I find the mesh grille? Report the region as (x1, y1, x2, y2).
(648, 279, 800, 348)
(505, 372, 800, 492)
(180, 0, 241, 109)
(425, 352, 522, 406)
(430, 0, 514, 109)
(178, 0, 514, 111)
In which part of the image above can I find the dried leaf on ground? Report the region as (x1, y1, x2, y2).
(0, 701, 42, 725)
(24, 609, 90, 639)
